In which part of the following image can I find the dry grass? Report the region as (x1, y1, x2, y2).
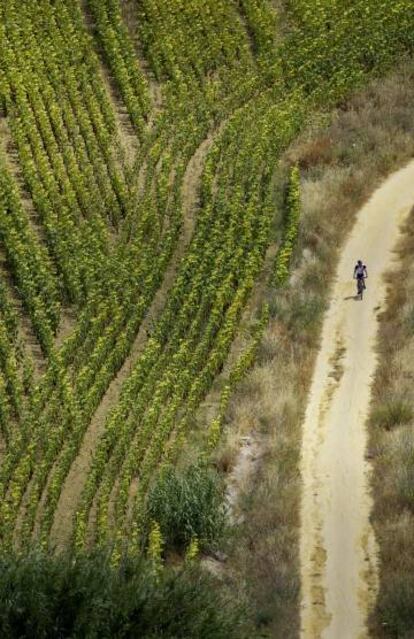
(367, 210, 414, 638)
(195, 58, 414, 637)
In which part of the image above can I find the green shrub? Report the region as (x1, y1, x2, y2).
(0, 550, 252, 639)
(370, 399, 413, 430)
(145, 464, 227, 551)
(377, 572, 414, 638)
(396, 437, 414, 511)
(273, 165, 301, 287)
(397, 463, 414, 511)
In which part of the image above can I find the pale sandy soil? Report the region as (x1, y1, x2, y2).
(226, 434, 262, 522)
(300, 161, 414, 638)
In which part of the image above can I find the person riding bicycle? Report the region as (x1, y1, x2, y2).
(353, 259, 368, 289)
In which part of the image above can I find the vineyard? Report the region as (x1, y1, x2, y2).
(0, 0, 413, 569)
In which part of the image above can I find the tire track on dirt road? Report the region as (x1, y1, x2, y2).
(300, 160, 414, 638)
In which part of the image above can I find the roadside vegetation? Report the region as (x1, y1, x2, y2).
(145, 463, 227, 553)
(0, 549, 252, 639)
(368, 209, 414, 637)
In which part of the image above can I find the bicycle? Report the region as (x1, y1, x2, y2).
(356, 276, 365, 300)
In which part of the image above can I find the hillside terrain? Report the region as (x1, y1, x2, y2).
(0, 1, 413, 637)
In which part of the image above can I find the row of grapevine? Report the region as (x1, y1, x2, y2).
(43, 0, 130, 219)
(0, 0, 132, 303)
(136, 0, 252, 83)
(0, 282, 32, 438)
(282, 0, 414, 100)
(238, 0, 279, 77)
(273, 164, 301, 286)
(207, 303, 270, 451)
(131, 0, 265, 139)
(0, 156, 59, 352)
(85, 0, 150, 135)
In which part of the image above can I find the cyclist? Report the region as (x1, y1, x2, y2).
(353, 259, 368, 290)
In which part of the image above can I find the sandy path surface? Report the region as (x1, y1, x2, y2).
(300, 160, 414, 638)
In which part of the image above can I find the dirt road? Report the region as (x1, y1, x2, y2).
(300, 160, 414, 638)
